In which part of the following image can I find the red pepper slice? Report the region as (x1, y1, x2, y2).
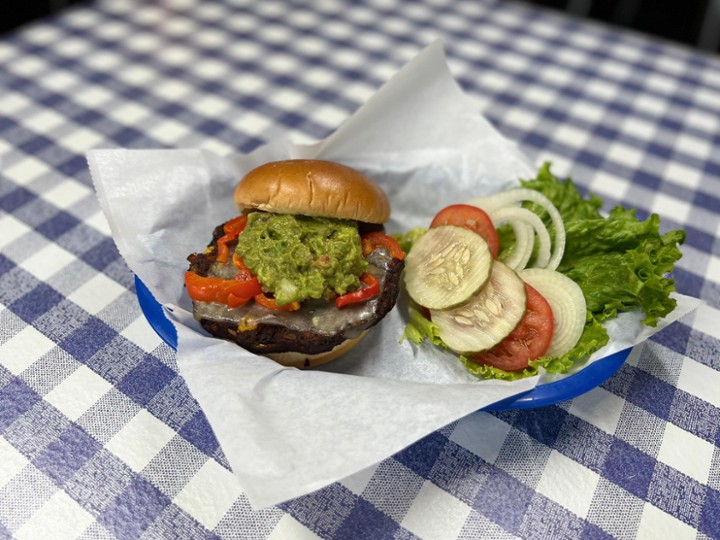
(185, 271, 262, 308)
(232, 253, 254, 280)
(217, 215, 248, 264)
(254, 293, 301, 312)
(335, 273, 380, 308)
(361, 232, 406, 260)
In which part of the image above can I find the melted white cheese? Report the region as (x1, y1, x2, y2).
(193, 248, 395, 337)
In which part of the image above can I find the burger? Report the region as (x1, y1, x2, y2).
(184, 159, 406, 368)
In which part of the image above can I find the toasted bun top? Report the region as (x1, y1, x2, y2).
(234, 159, 390, 224)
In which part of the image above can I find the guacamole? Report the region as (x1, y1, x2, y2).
(235, 212, 368, 305)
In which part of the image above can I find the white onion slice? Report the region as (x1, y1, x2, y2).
(468, 188, 566, 270)
(488, 206, 551, 270)
(520, 268, 586, 358)
(499, 220, 534, 271)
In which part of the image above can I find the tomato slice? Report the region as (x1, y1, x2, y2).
(254, 293, 301, 312)
(430, 204, 499, 258)
(335, 273, 380, 308)
(361, 232, 406, 260)
(469, 283, 554, 371)
(185, 271, 262, 308)
(217, 215, 248, 264)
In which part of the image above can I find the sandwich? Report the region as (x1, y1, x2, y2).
(185, 159, 405, 368)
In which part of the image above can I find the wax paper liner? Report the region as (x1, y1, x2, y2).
(88, 41, 699, 507)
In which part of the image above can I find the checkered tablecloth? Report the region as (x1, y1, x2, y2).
(1, 0, 719, 538)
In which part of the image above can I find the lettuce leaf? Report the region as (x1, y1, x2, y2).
(412, 311, 609, 381)
(538, 183, 685, 327)
(402, 306, 446, 348)
(393, 227, 426, 255)
(519, 163, 683, 327)
(522, 162, 604, 222)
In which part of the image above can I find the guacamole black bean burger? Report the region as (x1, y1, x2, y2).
(185, 159, 406, 368)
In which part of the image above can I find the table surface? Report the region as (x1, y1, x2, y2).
(1, 1, 719, 539)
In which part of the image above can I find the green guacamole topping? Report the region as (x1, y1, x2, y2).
(235, 212, 368, 305)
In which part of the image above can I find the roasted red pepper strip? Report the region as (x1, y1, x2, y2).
(232, 253, 254, 280)
(361, 232, 406, 260)
(185, 271, 262, 308)
(335, 273, 380, 308)
(254, 293, 301, 312)
(216, 215, 248, 264)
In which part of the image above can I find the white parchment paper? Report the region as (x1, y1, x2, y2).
(88, 41, 699, 507)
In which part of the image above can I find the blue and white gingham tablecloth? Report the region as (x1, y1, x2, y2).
(1, 1, 719, 538)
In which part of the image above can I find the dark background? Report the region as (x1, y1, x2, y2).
(2, 0, 719, 55)
(520, 0, 719, 53)
(1, 0, 88, 33)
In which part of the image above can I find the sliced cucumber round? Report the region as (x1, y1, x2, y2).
(430, 260, 527, 353)
(519, 268, 586, 358)
(404, 225, 492, 310)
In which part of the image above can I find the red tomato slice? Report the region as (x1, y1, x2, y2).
(430, 204, 499, 258)
(469, 283, 554, 371)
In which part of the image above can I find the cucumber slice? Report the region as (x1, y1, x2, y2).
(404, 225, 492, 310)
(519, 268, 586, 357)
(430, 261, 527, 353)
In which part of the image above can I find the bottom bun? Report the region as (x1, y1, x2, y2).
(266, 331, 369, 369)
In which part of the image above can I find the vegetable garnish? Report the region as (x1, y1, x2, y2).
(468, 187, 566, 271)
(185, 271, 262, 308)
(361, 232, 406, 260)
(469, 283, 554, 372)
(216, 215, 248, 264)
(404, 226, 492, 310)
(399, 163, 685, 380)
(336, 273, 381, 308)
(519, 268, 585, 358)
(429, 259, 527, 352)
(232, 253, 254, 279)
(430, 204, 500, 258)
(254, 292, 301, 312)
(522, 164, 684, 327)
